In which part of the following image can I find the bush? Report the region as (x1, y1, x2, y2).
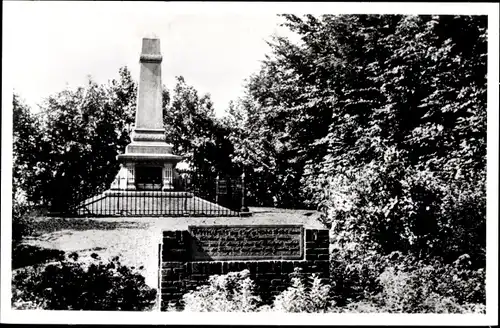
(180, 256, 484, 314)
(182, 269, 331, 313)
(12, 244, 65, 269)
(341, 264, 485, 314)
(182, 269, 261, 312)
(329, 250, 485, 313)
(269, 268, 331, 313)
(12, 199, 35, 245)
(329, 248, 387, 306)
(12, 253, 157, 311)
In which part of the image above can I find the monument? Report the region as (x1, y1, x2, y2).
(111, 38, 181, 191)
(73, 37, 241, 216)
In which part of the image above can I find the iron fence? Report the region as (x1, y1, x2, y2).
(61, 171, 246, 217)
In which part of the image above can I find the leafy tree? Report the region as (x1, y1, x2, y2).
(229, 14, 486, 265)
(12, 93, 42, 243)
(107, 66, 137, 153)
(164, 76, 237, 198)
(16, 67, 136, 211)
(300, 15, 487, 264)
(12, 93, 42, 204)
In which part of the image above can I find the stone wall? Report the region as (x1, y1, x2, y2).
(159, 225, 329, 310)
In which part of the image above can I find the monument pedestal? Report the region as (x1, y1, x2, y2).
(111, 129, 182, 191)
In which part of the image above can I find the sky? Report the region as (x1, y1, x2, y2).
(3, 2, 295, 117)
(4, 2, 495, 117)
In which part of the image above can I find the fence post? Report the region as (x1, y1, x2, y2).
(215, 174, 219, 204)
(240, 169, 249, 213)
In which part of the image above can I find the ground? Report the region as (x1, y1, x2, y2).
(18, 207, 325, 289)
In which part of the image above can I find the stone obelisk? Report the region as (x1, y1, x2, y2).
(111, 37, 182, 191)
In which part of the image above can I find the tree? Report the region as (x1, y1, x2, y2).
(107, 66, 137, 153)
(229, 14, 486, 264)
(16, 67, 136, 211)
(164, 76, 237, 197)
(12, 93, 42, 205)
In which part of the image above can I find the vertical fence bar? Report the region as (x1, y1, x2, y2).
(142, 188, 145, 217)
(240, 169, 249, 215)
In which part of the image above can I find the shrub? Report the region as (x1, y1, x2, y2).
(330, 251, 485, 313)
(182, 269, 331, 313)
(12, 244, 65, 269)
(342, 264, 486, 314)
(270, 268, 331, 313)
(329, 249, 485, 312)
(329, 248, 387, 306)
(12, 253, 157, 311)
(182, 269, 261, 312)
(12, 199, 35, 245)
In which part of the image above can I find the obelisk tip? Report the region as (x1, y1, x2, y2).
(144, 32, 159, 39)
(141, 36, 161, 55)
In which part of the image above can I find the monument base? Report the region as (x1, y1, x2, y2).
(73, 190, 239, 217)
(111, 127, 183, 192)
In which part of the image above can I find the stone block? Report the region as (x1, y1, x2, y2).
(318, 253, 330, 261)
(208, 262, 222, 275)
(221, 262, 230, 274)
(163, 249, 187, 262)
(191, 262, 208, 274)
(190, 274, 208, 281)
(245, 261, 257, 273)
(305, 241, 317, 249)
(270, 261, 282, 275)
(163, 231, 177, 238)
(314, 260, 330, 276)
(161, 286, 179, 294)
(281, 261, 294, 274)
(228, 262, 240, 272)
(305, 229, 316, 241)
(306, 253, 318, 261)
(162, 261, 184, 269)
(257, 261, 271, 273)
(162, 268, 175, 279)
(270, 279, 282, 286)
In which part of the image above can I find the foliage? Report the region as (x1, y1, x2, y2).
(316, 145, 485, 265)
(164, 76, 238, 197)
(12, 253, 157, 311)
(182, 269, 261, 312)
(12, 94, 43, 204)
(12, 197, 35, 245)
(269, 268, 331, 313)
(181, 262, 483, 314)
(367, 263, 484, 313)
(13, 69, 239, 212)
(340, 262, 486, 314)
(12, 68, 136, 212)
(226, 14, 487, 264)
(225, 15, 486, 271)
(329, 250, 485, 311)
(12, 244, 65, 270)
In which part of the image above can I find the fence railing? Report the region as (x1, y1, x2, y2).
(62, 171, 246, 217)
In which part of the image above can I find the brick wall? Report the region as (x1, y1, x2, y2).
(159, 227, 329, 310)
